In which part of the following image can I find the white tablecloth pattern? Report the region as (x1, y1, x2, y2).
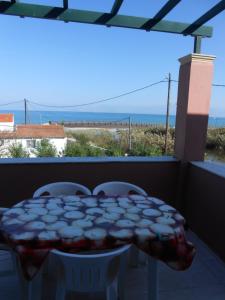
(0, 195, 195, 279)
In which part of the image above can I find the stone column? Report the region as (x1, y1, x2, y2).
(174, 53, 215, 161)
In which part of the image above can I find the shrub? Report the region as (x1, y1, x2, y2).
(206, 128, 225, 151)
(34, 139, 57, 157)
(8, 143, 29, 158)
(65, 127, 175, 157)
(86, 146, 104, 157)
(64, 141, 104, 157)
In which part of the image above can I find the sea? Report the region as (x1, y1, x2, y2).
(1, 110, 225, 128)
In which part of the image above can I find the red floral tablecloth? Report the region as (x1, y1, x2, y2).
(0, 195, 195, 280)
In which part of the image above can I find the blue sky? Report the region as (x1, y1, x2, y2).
(0, 0, 225, 116)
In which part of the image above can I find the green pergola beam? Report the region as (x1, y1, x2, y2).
(183, 0, 225, 35)
(0, 1, 212, 37)
(111, 0, 124, 15)
(142, 0, 181, 31)
(193, 36, 202, 53)
(63, 1, 68, 9)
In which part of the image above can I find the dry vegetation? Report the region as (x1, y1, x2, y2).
(3, 126, 225, 160)
(65, 126, 225, 161)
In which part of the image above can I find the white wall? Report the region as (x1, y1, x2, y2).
(0, 122, 14, 132)
(0, 138, 67, 158)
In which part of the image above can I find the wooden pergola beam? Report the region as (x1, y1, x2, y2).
(183, 0, 225, 35)
(142, 0, 181, 31)
(111, 0, 124, 15)
(0, 1, 213, 37)
(63, 1, 68, 9)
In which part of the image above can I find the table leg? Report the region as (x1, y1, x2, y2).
(147, 257, 158, 300)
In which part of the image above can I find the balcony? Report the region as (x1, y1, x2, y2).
(0, 156, 225, 299)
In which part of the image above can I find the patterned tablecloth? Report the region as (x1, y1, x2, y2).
(0, 195, 195, 280)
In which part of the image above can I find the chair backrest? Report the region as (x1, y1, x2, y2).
(93, 181, 147, 196)
(50, 245, 130, 292)
(33, 182, 91, 197)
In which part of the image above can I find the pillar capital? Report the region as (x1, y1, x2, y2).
(179, 53, 216, 65)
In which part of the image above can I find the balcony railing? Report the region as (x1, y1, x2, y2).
(0, 156, 225, 264)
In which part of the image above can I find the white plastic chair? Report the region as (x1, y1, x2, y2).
(93, 181, 148, 267)
(33, 182, 91, 197)
(92, 181, 148, 196)
(50, 245, 131, 300)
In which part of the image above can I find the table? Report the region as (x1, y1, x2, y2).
(0, 195, 195, 280)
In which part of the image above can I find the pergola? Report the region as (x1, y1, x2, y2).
(0, 1, 225, 53)
(0, 0, 225, 162)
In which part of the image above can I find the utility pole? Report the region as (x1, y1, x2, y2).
(128, 116, 132, 152)
(24, 99, 27, 125)
(164, 73, 171, 155)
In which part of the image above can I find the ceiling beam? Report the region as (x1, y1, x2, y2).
(111, 0, 123, 15)
(183, 0, 225, 35)
(0, 1, 212, 37)
(142, 0, 181, 31)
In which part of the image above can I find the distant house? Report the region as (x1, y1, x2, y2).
(0, 114, 67, 157)
(0, 113, 14, 132)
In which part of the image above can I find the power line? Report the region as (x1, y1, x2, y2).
(28, 80, 167, 109)
(0, 100, 24, 107)
(1, 78, 225, 111)
(212, 84, 225, 87)
(171, 79, 225, 87)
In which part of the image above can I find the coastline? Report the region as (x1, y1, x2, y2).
(1, 110, 225, 128)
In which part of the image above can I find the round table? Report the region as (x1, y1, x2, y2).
(0, 195, 195, 279)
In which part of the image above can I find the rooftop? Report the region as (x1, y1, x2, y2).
(0, 124, 65, 139)
(0, 114, 13, 123)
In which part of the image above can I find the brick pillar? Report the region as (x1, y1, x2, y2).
(174, 53, 216, 161)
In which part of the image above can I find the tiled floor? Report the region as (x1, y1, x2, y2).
(0, 231, 225, 300)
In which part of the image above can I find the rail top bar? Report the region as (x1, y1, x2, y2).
(0, 1, 212, 37)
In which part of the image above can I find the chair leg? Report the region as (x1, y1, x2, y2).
(106, 282, 117, 300)
(55, 279, 66, 300)
(129, 246, 139, 268)
(42, 255, 59, 300)
(10, 252, 28, 300)
(147, 257, 158, 300)
(138, 251, 147, 266)
(118, 253, 128, 300)
(28, 271, 43, 300)
(0, 249, 15, 277)
(11, 251, 43, 300)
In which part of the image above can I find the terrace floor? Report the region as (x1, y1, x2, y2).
(0, 231, 225, 300)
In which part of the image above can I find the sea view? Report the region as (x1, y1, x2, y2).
(2, 110, 225, 128)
